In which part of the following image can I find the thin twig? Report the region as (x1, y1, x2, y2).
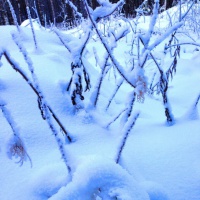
(106, 108, 128, 129)
(116, 111, 140, 163)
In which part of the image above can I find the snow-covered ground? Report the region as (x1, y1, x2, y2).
(0, 4, 200, 200)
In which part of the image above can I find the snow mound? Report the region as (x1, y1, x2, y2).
(49, 156, 150, 200)
(29, 164, 69, 199)
(21, 19, 42, 30)
(140, 181, 169, 200)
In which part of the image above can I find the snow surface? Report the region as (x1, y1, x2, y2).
(0, 4, 200, 200)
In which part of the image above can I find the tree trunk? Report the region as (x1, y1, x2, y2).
(35, 0, 45, 25)
(49, 0, 56, 25)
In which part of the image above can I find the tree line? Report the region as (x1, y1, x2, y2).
(0, 0, 174, 27)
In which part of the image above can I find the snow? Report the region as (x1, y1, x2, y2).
(0, 2, 200, 200)
(21, 19, 42, 31)
(49, 156, 149, 200)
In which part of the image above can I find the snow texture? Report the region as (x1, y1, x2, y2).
(0, 2, 200, 200)
(49, 156, 150, 200)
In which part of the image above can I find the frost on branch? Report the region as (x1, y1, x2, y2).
(117, 110, 140, 163)
(26, 6, 38, 50)
(6, 0, 21, 33)
(88, 25, 130, 109)
(142, 0, 159, 48)
(49, 156, 149, 200)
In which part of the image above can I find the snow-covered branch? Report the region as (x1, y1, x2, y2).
(92, 0, 125, 22)
(65, 0, 82, 18)
(149, 52, 175, 125)
(6, 0, 21, 33)
(88, 26, 130, 109)
(26, 6, 38, 50)
(2, 49, 72, 173)
(142, 0, 159, 48)
(11, 34, 73, 142)
(116, 110, 140, 163)
(147, 22, 183, 51)
(84, 0, 136, 88)
(0, 100, 32, 166)
(53, 28, 71, 53)
(106, 107, 128, 128)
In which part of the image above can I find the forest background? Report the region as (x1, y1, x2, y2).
(0, 0, 175, 27)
